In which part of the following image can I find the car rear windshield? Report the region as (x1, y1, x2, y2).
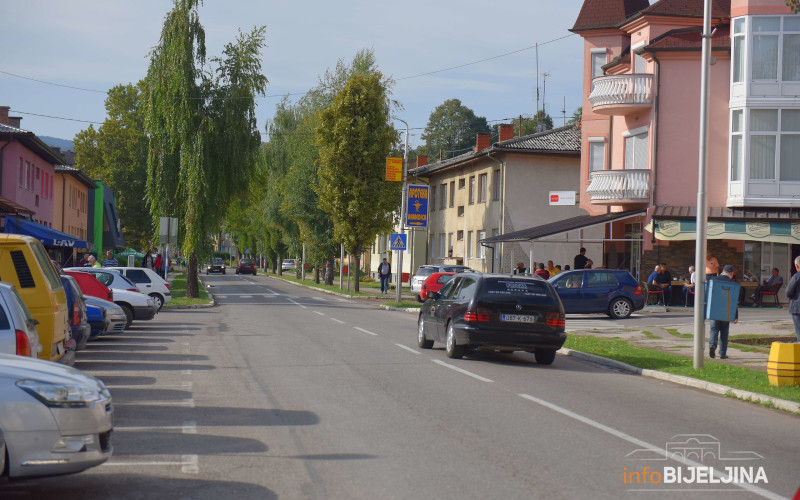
(415, 267, 435, 278)
(240, 259, 253, 265)
(481, 278, 556, 305)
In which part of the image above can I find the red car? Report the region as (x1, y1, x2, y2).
(236, 258, 257, 275)
(420, 272, 455, 301)
(64, 270, 114, 301)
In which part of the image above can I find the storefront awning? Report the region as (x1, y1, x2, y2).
(481, 209, 646, 243)
(4, 216, 89, 248)
(650, 206, 800, 244)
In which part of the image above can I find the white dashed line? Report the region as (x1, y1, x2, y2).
(114, 399, 195, 407)
(314, 311, 326, 316)
(394, 343, 421, 354)
(432, 359, 493, 383)
(354, 327, 378, 336)
(287, 298, 307, 309)
(330, 318, 345, 324)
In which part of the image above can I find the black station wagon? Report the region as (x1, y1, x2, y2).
(417, 274, 567, 364)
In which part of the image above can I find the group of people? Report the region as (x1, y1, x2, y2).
(78, 247, 168, 278)
(512, 248, 594, 279)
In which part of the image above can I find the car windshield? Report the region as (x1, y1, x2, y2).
(213, 258, 224, 265)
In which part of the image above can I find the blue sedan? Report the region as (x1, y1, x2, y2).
(548, 269, 645, 319)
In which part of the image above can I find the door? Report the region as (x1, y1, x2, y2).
(582, 271, 618, 312)
(430, 276, 461, 341)
(762, 242, 789, 302)
(551, 272, 584, 312)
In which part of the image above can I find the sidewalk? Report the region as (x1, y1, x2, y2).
(567, 304, 797, 372)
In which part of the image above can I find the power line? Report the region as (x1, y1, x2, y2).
(9, 109, 104, 125)
(0, 69, 107, 93)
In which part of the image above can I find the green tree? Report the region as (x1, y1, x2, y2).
(315, 70, 399, 292)
(788, 0, 798, 13)
(492, 110, 555, 139)
(144, 0, 267, 297)
(569, 107, 582, 124)
(420, 99, 489, 160)
(73, 83, 151, 249)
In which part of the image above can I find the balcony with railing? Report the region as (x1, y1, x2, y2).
(586, 169, 651, 204)
(588, 74, 654, 116)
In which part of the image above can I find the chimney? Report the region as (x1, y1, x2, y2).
(8, 116, 22, 128)
(474, 132, 491, 152)
(499, 124, 514, 142)
(0, 106, 9, 125)
(417, 155, 428, 168)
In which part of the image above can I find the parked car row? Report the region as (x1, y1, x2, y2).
(0, 236, 168, 480)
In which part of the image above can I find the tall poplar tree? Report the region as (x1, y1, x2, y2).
(315, 70, 399, 292)
(144, 0, 267, 297)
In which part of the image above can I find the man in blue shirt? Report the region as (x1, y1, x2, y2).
(102, 250, 119, 268)
(647, 265, 668, 305)
(752, 268, 783, 307)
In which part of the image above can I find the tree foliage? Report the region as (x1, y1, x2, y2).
(491, 110, 555, 139)
(419, 99, 489, 161)
(788, 0, 798, 13)
(315, 70, 399, 291)
(73, 83, 151, 249)
(144, 0, 267, 297)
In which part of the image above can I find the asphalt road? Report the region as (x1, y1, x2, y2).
(3, 274, 798, 499)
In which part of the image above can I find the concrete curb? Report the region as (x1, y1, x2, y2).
(558, 347, 800, 414)
(381, 305, 422, 313)
(266, 274, 415, 302)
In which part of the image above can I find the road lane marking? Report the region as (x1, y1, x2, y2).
(330, 318, 345, 324)
(354, 327, 378, 336)
(314, 311, 325, 316)
(116, 421, 197, 433)
(182, 454, 199, 474)
(432, 359, 493, 383)
(106, 382, 192, 389)
(287, 298, 307, 309)
(517, 393, 784, 500)
(114, 399, 195, 407)
(394, 343, 421, 354)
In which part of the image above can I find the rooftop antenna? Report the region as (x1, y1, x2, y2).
(535, 43, 540, 116)
(538, 72, 550, 132)
(561, 96, 567, 126)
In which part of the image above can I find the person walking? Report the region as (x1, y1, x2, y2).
(708, 264, 739, 359)
(574, 248, 588, 271)
(102, 250, 118, 268)
(143, 250, 155, 270)
(377, 258, 391, 294)
(784, 256, 800, 342)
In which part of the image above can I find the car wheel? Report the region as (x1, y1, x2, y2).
(535, 349, 557, 365)
(119, 303, 134, 328)
(206, 270, 209, 275)
(445, 322, 464, 359)
(417, 317, 433, 349)
(149, 293, 164, 311)
(608, 297, 633, 319)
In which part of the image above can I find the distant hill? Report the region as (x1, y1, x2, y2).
(40, 136, 74, 152)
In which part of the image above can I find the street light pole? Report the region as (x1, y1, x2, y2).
(392, 116, 409, 304)
(693, 0, 713, 370)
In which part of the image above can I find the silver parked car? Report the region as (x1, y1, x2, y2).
(0, 353, 113, 478)
(84, 296, 127, 335)
(0, 282, 42, 358)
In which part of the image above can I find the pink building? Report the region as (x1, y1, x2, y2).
(572, 0, 799, 299)
(0, 106, 61, 228)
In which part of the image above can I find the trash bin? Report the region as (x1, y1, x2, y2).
(705, 279, 740, 322)
(767, 342, 800, 386)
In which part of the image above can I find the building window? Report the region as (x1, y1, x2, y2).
(457, 230, 464, 241)
(493, 169, 501, 200)
(731, 109, 744, 181)
(589, 138, 605, 171)
(19, 158, 23, 186)
(477, 231, 486, 259)
(478, 173, 487, 203)
(467, 231, 473, 259)
(439, 233, 446, 260)
(750, 109, 778, 179)
(591, 49, 607, 84)
(431, 185, 436, 211)
(469, 176, 475, 204)
(447, 233, 453, 256)
(634, 53, 646, 73)
(440, 183, 447, 209)
(449, 181, 455, 207)
(458, 178, 465, 189)
(732, 18, 746, 83)
(623, 129, 649, 169)
(457, 206, 464, 217)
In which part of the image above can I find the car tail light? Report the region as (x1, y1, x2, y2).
(546, 312, 565, 328)
(634, 285, 643, 295)
(72, 302, 81, 326)
(128, 288, 138, 292)
(16, 330, 32, 357)
(108, 290, 114, 301)
(464, 308, 490, 323)
(165, 283, 171, 290)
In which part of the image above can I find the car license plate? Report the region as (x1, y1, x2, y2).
(501, 314, 537, 323)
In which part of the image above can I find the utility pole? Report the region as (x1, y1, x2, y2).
(392, 116, 410, 304)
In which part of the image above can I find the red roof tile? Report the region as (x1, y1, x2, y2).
(641, 0, 730, 19)
(572, 0, 650, 31)
(646, 25, 731, 51)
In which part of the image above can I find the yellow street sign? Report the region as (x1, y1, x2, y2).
(385, 157, 403, 182)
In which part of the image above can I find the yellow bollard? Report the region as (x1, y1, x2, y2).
(767, 342, 800, 386)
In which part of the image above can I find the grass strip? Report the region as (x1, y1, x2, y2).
(271, 273, 387, 297)
(165, 273, 210, 307)
(564, 335, 800, 404)
(665, 328, 693, 339)
(385, 302, 422, 309)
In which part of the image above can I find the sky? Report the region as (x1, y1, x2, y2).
(1, 0, 586, 151)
